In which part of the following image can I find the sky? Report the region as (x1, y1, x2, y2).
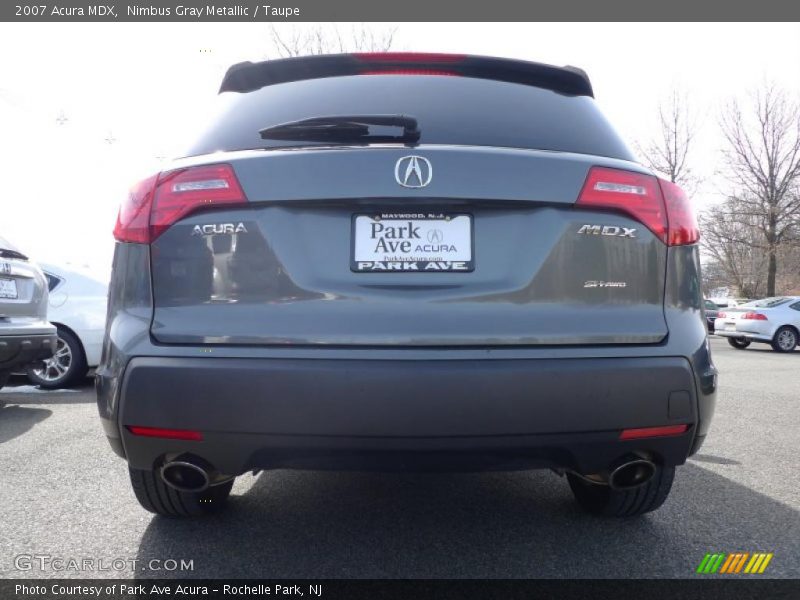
(1, 22, 799, 271)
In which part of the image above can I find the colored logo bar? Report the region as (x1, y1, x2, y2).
(696, 553, 773, 574)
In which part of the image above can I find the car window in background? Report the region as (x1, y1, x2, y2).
(44, 272, 64, 292)
(744, 297, 792, 308)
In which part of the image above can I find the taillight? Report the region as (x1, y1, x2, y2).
(659, 178, 700, 245)
(113, 174, 158, 244)
(576, 167, 699, 246)
(741, 312, 767, 321)
(113, 164, 247, 243)
(718, 312, 727, 318)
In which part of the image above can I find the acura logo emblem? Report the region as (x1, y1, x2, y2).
(427, 229, 444, 243)
(395, 156, 433, 188)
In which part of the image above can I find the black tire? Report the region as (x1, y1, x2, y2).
(25, 327, 88, 389)
(771, 326, 798, 353)
(567, 464, 675, 517)
(727, 337, 751, 350)
(129, 467, 234, 517)
(0, 369, 9, 391)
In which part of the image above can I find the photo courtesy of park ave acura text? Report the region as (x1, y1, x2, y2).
(0, 7, 799, 596)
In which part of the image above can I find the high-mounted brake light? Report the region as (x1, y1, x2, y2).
(354, 53, 464, 77)
(113, 163, 247, 243)
(127, 426, 203, 441)
(741, 312, 768, 321)
(619, 424, 689, 440)
(576, 167, 699, 246)
(360, 68, 458, 77)
(353, 52, 466, 63)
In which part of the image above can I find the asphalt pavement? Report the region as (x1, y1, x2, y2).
(1, 336, 798, 579)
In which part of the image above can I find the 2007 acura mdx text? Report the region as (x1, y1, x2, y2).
(97, 53, 717, 518)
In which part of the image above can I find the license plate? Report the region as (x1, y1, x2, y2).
(726, 323, 736, 331)
(352, 213, 473, 272)
(0, 277, 17, 299)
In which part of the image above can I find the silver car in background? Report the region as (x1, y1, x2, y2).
(0, 235, 57, 390)
(714, 296, 800, 352)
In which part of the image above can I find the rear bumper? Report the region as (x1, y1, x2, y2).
(106, 354, 708, 475)
(714, 329, 773, 342)
(0, 330, 57, 370)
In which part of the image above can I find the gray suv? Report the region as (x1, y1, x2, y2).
(97, 53, 717, 518)
(0, 236, 57, 390)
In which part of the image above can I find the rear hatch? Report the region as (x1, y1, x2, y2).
(0, 236, 45, 321)
(116, 54, 696, 347)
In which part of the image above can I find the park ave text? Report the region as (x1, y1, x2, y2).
(16, 583, 323, 596)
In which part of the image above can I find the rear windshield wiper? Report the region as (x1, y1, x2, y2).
(259, 114, 420, 144)
(0, 248, 28, 260)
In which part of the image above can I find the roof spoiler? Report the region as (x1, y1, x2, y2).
(219, 53, 594, 98)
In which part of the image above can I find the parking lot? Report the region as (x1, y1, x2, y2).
(0, 336, 797, 579)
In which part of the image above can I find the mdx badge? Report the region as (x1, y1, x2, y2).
(395, 156, 433, 188)
(577, 224, 636, 238)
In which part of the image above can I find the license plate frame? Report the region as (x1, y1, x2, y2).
(351, 212, 474, 273)
(0, 277, 18, 299)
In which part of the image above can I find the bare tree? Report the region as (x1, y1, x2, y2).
(636, 90, 700, 196)
(267, 24, 396, 58)
(700, 196, 769, 298)
(717, 84, 800, 296)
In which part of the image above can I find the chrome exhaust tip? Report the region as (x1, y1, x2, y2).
(608, 458, 656, 490)
(160, 460, 211, 493)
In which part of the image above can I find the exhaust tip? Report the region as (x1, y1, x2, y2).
(160, 460, 211, 493)
(609, 459, 656, 490)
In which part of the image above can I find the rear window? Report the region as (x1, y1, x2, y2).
(744, 297, 792, 308)
(184, 75, 634, 160)
(44, 272, 63, 292)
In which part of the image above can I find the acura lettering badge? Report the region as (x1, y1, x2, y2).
(395, 156, 433, 188)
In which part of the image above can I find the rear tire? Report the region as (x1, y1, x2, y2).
(128, 467, 234, 517)
(727, 337, 750, 349)
(25, 327, 88, 389)
(771, 326, 798, 353)
(567, 464, 675, 517)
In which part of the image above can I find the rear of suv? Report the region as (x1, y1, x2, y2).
(97, 53, 717, 518)
(0, 235, 57, 390)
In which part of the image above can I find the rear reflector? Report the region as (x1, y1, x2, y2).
(128, 426, 203, 441)
(114, 163, 247, 243)
(576, 167, 699, 246)
(741, 312, 768, 321)
(619, 424, 689, 440)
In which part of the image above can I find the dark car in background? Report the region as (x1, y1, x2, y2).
(97, 53, 717, 518)
(0, 235, 56, 390)
(704, 299, 721, 333)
